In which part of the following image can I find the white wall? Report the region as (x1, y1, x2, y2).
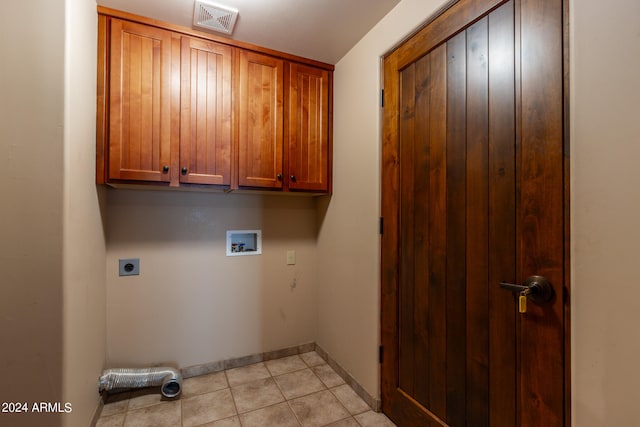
(62, 0, 106, 425)
(105, 191, 318, 369)
(571, 0, 640, 425)
(316, 0, 452, 398)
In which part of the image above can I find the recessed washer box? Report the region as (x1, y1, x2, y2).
(226, 230, 262, 256)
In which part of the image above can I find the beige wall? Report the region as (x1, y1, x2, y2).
(316, 0, 451, 398)
(105, 191, 318, 368)
(0, 0, 65, 425)
(62, 0, 107, 425)
(1, 0, 106, 426)
(571, 0, 640, 425)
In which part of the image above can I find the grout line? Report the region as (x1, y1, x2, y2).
(270, 368, 288, 400)
(330, 415, 359, 427)
(225, 370, 242, 421)
(327, 384, 371, 417)
(327, 389, 352, 423)
(285, 399, 304, 427)
(222, 369, 231, 389)
(264, 355, 308, 377)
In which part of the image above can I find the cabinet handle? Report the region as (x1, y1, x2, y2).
(290, 175, 297, 182)
(181, 167, 188, 175)
(276, 174, 282, 181)
(162, 165, 169, 173)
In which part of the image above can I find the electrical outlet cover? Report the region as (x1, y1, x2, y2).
(119, 258, 140, 276)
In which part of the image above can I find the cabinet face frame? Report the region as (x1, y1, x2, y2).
(96, 14, 107, 184)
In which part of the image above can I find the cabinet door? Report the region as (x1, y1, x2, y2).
(180, 37, 233, 185)
(238, 50, 284, 189)
(286, 63, 331, 192)
(108, 19, 176, 182)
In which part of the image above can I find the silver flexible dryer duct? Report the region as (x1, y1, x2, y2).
(98, 367, 182, 398)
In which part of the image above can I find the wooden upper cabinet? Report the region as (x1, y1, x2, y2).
(97, 7, 333, 193)
(180, 37, 233, 185)
(108, 19, 177, 183)
(237, 57, 332, 192)
(237, 50, 284, 189)
(286, 63, 331, 192)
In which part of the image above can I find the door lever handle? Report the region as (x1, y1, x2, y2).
(499, 275, 554, 304)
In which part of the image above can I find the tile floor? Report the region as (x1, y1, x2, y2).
(95, 351, 397, 427)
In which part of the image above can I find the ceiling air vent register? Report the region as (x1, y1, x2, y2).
(193, 1, 239, 35)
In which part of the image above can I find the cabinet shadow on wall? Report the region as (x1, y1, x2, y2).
(105, 188, 325, 245)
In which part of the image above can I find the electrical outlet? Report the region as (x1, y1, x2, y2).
(119, 258, 140, 276)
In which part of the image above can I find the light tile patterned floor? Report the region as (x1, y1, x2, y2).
(96, 352, 397, 427)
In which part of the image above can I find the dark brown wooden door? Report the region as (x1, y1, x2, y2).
(286, 62, 331, 192)
(108, 19, 176, 183)
(180, 37, 233, 186)
(380, 0, 567, 426)
(237, 50, 284, 189)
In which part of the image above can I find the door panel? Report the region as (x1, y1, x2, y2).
(444, 29, 468, 427)
(286, 63, 330, 192)
(180, 37, 233, 185)
(487, 3, 517, 425)
(518, 0, 565, 423)
(464, 16, 491, 427)
(238, 50, 284, 189)
(381, 0, 566, 426)
(109, 19, 174, 182)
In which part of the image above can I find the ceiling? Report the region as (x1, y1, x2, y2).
(97, 0, 402, 64)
